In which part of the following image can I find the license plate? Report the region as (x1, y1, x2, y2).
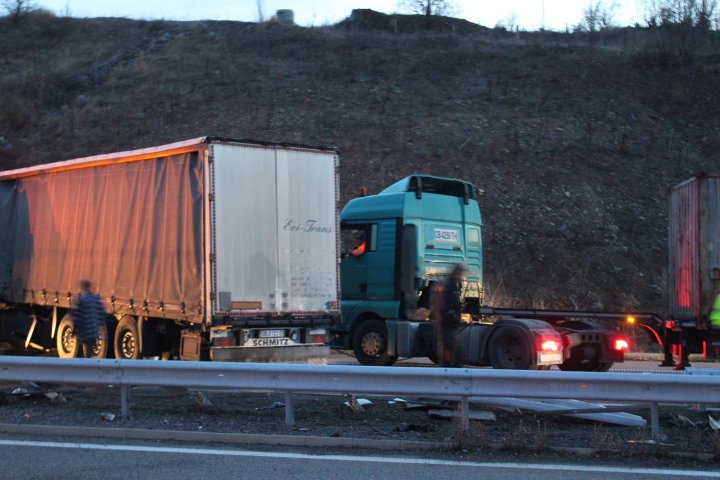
(259, 329, 285, 338)
(250, 337, 291, 347)
(538, 352, 563, 365)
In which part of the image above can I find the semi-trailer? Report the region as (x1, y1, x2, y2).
(0, 137, 341, 362)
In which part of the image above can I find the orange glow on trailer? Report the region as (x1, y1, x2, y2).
(626, 316, 636, 324)
(0, 137, 208, 181)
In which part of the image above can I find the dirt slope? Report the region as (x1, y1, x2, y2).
(1, 10, 719, 323)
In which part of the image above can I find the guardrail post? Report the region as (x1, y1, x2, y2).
(285, 392, 294, 428)
(121, 385, 131, 419)
(650, 402, 660, 442)
(460, 396, 470, 431)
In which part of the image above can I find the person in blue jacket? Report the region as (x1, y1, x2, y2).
(71, 279, 105, 358)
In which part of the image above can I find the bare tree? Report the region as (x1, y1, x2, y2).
(2, 0, 37, 22)
(397, 0, 458, 17)
(644, 0, 717, 28)
(256, 0, 265, 22)
(643, 0, 718, 57)
(576, 1, 617, 47)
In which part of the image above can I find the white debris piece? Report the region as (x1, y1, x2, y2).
(101, 412, 116, 421)
(343, 398, 372, 412)
(709, 415, 720, 431)
(470, 396, 646, 427)
(675, 414, 698, 427)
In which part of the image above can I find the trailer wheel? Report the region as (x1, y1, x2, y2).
(489, 327, 531, 370)
(87, 321, 109, 359)
(352, 319, 397, 366)
(114, 315, 140, 360)
(56, 314, 79, 358)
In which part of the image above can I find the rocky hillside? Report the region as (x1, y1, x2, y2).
(1, 9, 719, 317)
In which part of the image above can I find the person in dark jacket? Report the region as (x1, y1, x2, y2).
(431, 264, 466, 368)
(71, 279, 104, 358)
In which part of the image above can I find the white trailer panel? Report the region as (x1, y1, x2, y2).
(211, 142, 338, 316)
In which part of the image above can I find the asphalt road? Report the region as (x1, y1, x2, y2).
(2, 437, 720, 480)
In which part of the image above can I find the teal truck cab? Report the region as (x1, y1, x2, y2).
(330, 174, 599, 369)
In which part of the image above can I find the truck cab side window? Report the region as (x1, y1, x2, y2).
(341, 224, 375, 257)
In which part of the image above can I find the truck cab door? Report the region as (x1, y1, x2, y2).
(340, 223, 373, 300)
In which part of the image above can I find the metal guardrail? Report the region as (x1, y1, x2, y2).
(1, 356, 719, 439)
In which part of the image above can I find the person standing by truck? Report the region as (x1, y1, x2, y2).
(711, 293, 720, 328)
(71, 279, 105, 358)
(431, 264, 466, 367)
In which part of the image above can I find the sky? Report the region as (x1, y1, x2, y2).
(33, 1, 647, 31)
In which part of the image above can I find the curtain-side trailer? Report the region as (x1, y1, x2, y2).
(660, 173, 720, 367)
(0, 137, 341, 361)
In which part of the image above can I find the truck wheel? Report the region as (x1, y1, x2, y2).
(489, 327, 531, 369)
(352, 319, 397, 366)
(87, 321, 109, 359)
(56, 314, 79, 358)
(114, 316, 140, 360)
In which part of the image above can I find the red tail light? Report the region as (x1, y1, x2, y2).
(541, 340, 560, 351)
(308, 328, 327, 344)
(614, 339, 629, 351)
(213, 337, 234, 348)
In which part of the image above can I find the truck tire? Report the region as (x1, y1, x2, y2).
(56, 314, 79, 358)
(56, 315, 109, 358)
(352, 319, 397, 366)
(114, 315, 141, 360)
(87, 321, 109, 359)
(488, 327, 532, 370)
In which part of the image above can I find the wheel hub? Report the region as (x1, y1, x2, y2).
(61, 327, 75, 353)
(361, 332, 383, 357)
(121, 331, 136, 358)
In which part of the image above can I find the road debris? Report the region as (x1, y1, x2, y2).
(470, 397, 647, 427)
(344, 395, 371, 414)
(256, 401, 285, 410)
(673, 414, 699, 427)
(709, 415, 720, 431)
